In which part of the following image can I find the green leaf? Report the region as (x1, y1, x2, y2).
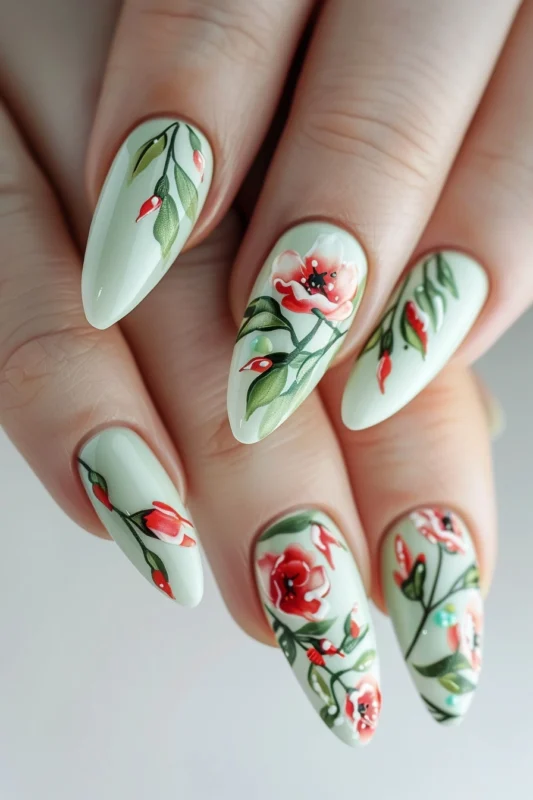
(401, 559, 426, 602)
(258, 511, 316, 542)
(353, 649, 376, 672)
(129, 134, 167, 182)
(400, 301, 426, 357)
(295, 618, 336, 638)
(237, 311, 293, 341)
(277, 629, 296, 666)
(295, 350, 323, 381)
(245, 366, 288, 420)
(308, 665, 334, 703)
(362, 324, 383, 353)
(153, 195, 179, 258)
(319, 705, 337, 729)
(436, 253, 459, 299)
(343, 624, 369, 655)
(187, 125, 202, 153)
(438, 672, 476, 695)
(174, 163, 199, 223)
(144, 549, 169, 581)
(414, 651, 472, 678)
(463, 564, 481, 590)
(243, 296, 284, 320)
(87, 468, 107, 493)
(290, 352, 312, 369)
(154, 174, 170, 198)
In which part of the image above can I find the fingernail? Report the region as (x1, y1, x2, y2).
(228, 222, 367, 443)
(342, 251, 488, 430)
(382, 507, 483, 725)
(78, 427, 203, 607)
(254, 510, 381, 747)
(82, 118, 213, 329)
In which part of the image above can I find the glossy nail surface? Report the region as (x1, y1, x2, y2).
(342, 251, 488, 430)
(382, 507, 483, 724)
(254, 510, 381, 746)
(82, 118, 213, 329)
(228, 222, 367, 443)
(78, 427, 203, 607)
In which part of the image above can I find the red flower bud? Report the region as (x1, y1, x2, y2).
(306, 647, 326, 667)
(319, 638, 345, 658)
(92, 484, 113, 511)
(377, 350, 392, 394)
(405, 300, 428, 354)
(193, 149, 205, 180)
(239, 356, 273, 374)
(152, 570, 174, 599)
(349, 605, 361, 639)
(136, 195, 162, 222)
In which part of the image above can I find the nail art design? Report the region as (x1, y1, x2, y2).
(228, 223, 367, 443)
(382, 507, 483, 724)
(82, 118, 212, 329)
(342, 251, 488, 429)
(78, 428, 203, 607)
(254, 510, 381, 747)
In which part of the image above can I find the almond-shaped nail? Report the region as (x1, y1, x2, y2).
(342, 251, 488, 430)
(254, 510, 381, 746)
(382, 507, 483, 725)
(228, 222, 368, 443)
(78, 428, 203, 607)
(82, 118, 213, 329)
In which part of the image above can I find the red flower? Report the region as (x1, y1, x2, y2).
(257, 544, 330, 621)
(345, 676, 382, 744)
(349, 604, 361, 639)
(272, 234, 359, 321)
(151, 569, 175, 599)
(306, 647, 326, 667)
(144, 501, 196, 547)
(410, 508, 466, 554)
(239, 356, 273, 373)
(306, 638, 344, 666)
(310, 523, 342, 569)
(377, 350, 392, 394)
(193, 149, 205, 179)
(92, 484, 113, 511)
(405, 300, 428, 355)
(447, 598, 483, 672)
(319, 638, 345, 657)
(136, 195, 162, 222)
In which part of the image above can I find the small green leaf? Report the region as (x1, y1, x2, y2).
(187, 125, 202, 153)
(245, 366, 288, 420)
(295, 350, 323, 381)
(319, 705, 337, 729)
(343, 624, 369, 655)
(277, 629, 297, 666)
(400, 302, 426, 357)
(129, 134, 167, 182)
(401, 559, 426, 602)
(174, 163, 199, 223)
(290, 352, 312, 369)
(353, 649, 376, 672)
(144, 549, 169, 581)
(258, 512, 316, 542)
(308, 665, 333, 703)
(438, 672, 476, 695)
(436, 253, 459, 299)
(153, 194, 179, 258)
(295, 618, 336, 638)
(154, 174, 170, 198)
(362, 324, 383, 354)
(237, 311, 292, 341)
(243, 296, 284, 320)
(414, 651, 471, 678)
(463, 565, 481, 590)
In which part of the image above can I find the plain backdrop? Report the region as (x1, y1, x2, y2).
(0, 310, 531, 800)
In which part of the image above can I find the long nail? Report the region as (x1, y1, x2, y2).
(228, 222, 368, 443)
(78, 427, 203, 607)
(82, 118, 212, 329)
(254, 510, 381, 746)
(342, 251, 488, 430)
(382, 507, 483, 725)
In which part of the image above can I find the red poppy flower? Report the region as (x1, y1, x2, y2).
(257, 544, 330, 621)
(410, 508, 465, 554)
(447, 598, 483, 672)
(143, 501, 196, 547)
(310, 523, 342, 569)
(377, 350, 392, 394)
(151, 569, 175, 599)
(136, 195, 162, 222)
(272, 234, 359, 321)
(345, 675, 382, 744)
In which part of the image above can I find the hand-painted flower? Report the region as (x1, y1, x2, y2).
(306, 647, 326, 667)
(377, 350, 392, 394)
(257, 544, 330, 621)
(306, 638, 344, 666)
(151, 569, 175, 599)
(272, 234, 359, 321)
(447, 597, 483, 672)
(143, 501, 196, 547)
(393, 534, 413, 587)
(410, 508, 466, 555)
(136, 195, 162, 222)
(318, 638, 344, 657)
(239, 356, 273, 373)
(193, 149, 205, 179)
(311, 523, 342, 569)
(404, 300, 429, 355)
(345, 676, 382, 744)
(92, 484, 113, 511)
(349, 604, 361, 639)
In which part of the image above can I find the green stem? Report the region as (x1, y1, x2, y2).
(160, 124, 180, 183)
(404, 546, 443, 661)
(428, 565, 473, 613)
(388, 273, 412, 330)
(290, 317, 323, 356)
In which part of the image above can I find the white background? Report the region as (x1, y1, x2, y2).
(0, 312, 531, 800)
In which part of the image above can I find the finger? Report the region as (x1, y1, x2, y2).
(226, 0, 519, 442)
(343, 0, 533, 429)
(323, 360, 493, 724)
(0, 102, 203, 606)
(121, 216, 383, 747)
(82, 0, 313, 328)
